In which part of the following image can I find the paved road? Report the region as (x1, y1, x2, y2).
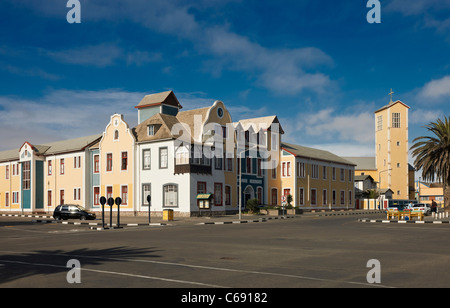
(1, 213, 449, 291)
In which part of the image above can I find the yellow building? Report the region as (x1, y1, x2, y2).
(280, 143, 356, 209)
(98, 114, 135, 211)
(345, 96, 415, 205)
(374, 99, 414, 200)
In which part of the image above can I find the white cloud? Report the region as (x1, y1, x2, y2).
(0, 89, 226, 151)
(418, 76, 450, 100)
(0, 89, 146, 150)
(10, 0, 335, 95)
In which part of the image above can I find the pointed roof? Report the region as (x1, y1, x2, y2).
(282, 142, 356, 166)
(375, 100, 410, 113)
(234, 115, 285, 134)
(0, 134, 102, 163)
(134, 90, 182, 110)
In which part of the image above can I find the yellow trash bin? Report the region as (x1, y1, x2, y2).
(163, 209, 174, 221)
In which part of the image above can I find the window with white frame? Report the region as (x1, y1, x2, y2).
(159, 147, 168, 169)
(163, 184, 178, 207)
(392, 113, 401, 128)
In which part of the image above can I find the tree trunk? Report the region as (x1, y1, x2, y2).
(444, 182, 450, 211)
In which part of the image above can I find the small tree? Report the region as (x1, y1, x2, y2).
(286, 194, 293, 208)
(246, 198, 260, 214)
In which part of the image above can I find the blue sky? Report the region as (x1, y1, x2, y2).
(1, 0, 449, 161)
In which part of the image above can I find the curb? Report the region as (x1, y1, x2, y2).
(197, 215, 295, 225)
(359, 218, 450, 224)
(310, 211, 384, 217)
(32, 219, 167, 228)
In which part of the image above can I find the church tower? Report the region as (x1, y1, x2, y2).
(374, 90, 411, 200)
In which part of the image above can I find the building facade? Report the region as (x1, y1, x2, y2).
(0, 90, 358, 216)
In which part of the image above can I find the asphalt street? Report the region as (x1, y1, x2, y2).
(1, 212, 450, 291)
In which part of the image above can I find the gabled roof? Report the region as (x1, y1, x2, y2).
(375, 100, 410, 113)
(0, 134, 102, 163)
(134, 90, 182, 110)
(133, 113, 185, 142)
(355, 174, 376, 182)
(343, 157, 376, 170)
(234, 115, 285, 134)
(282, 142, 356, 166)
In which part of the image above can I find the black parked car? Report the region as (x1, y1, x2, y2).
(53, 204, 96, 221)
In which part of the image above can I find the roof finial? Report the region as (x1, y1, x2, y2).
(388, 88, 394, 103)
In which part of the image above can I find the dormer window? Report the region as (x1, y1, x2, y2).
(148, 125, 155, 136)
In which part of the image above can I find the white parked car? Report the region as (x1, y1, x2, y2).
(412, 203, 431, 216)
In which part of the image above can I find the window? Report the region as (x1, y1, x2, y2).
(246, 157, 251, 174)
(12, 192, 19, 204)
(143, 149, 151, 169)
(271, 160, 277, 179)
(332, 167, 336, 180)
(215, 156, 223, 170)
(94, 187, 100, 206)
(348, 169, 352, 182)
(271, 188, 278, 206)
(286, 162, 291, 177)
(297, 162, 305, 177)
(282, 162, 286, 177)
(74, 156, 81, 169)
(5, 192, 9, 207)
(323, 189, 327, 206)
(226, 185, 232, 206)
(349, 190, 352, 206)
(159, 147, 168, 169)
(340, 191, 345, 205)
(5, 165, 8, 179)
(148, 125, 155, 136)
(60, 158, 65, 175)
(60, 190, 65, 205)
(22, 161, 30, 190)
(332, 190, 336, 205)
(340, 168, 345, 181)
(214, 183, 223, 206)
(392, 113, 401, 128)
(114, 130, 119, 140)
(175, 147, 189, 165)
(197, 181, 206, 201)
(107, 154, 113, 172)
(142, 184, 151, 207)
(121, 152, 128, 171)
(226, 157, 233, 172)
(312, 164, 319, 179)
(299, 188, 305, 206)
(257, 158, 262, 176)
(121, 186, 128, 205)
(106, 186, 113, 200)
(323, 166, 327, 180)
(48, 190, 52, 207)
(164, 184, 178, 207)
(94, 155, 99, 173)
(48, 160, 52, 176)
(377, 115, 383, 131)
(311, 189, 317, 206)
(257, 187, 262, 205)
(73, 188, 81, 201)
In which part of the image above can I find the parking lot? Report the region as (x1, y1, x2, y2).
(1, 211, 450, 291)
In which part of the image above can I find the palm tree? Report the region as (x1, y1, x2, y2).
(411, 116, 450, 208)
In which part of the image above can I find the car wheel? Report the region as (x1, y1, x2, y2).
(80, 215, 86, 221)
(54, 216, 61, 221)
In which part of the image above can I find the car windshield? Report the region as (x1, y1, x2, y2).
(76, 205, 86, 211)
